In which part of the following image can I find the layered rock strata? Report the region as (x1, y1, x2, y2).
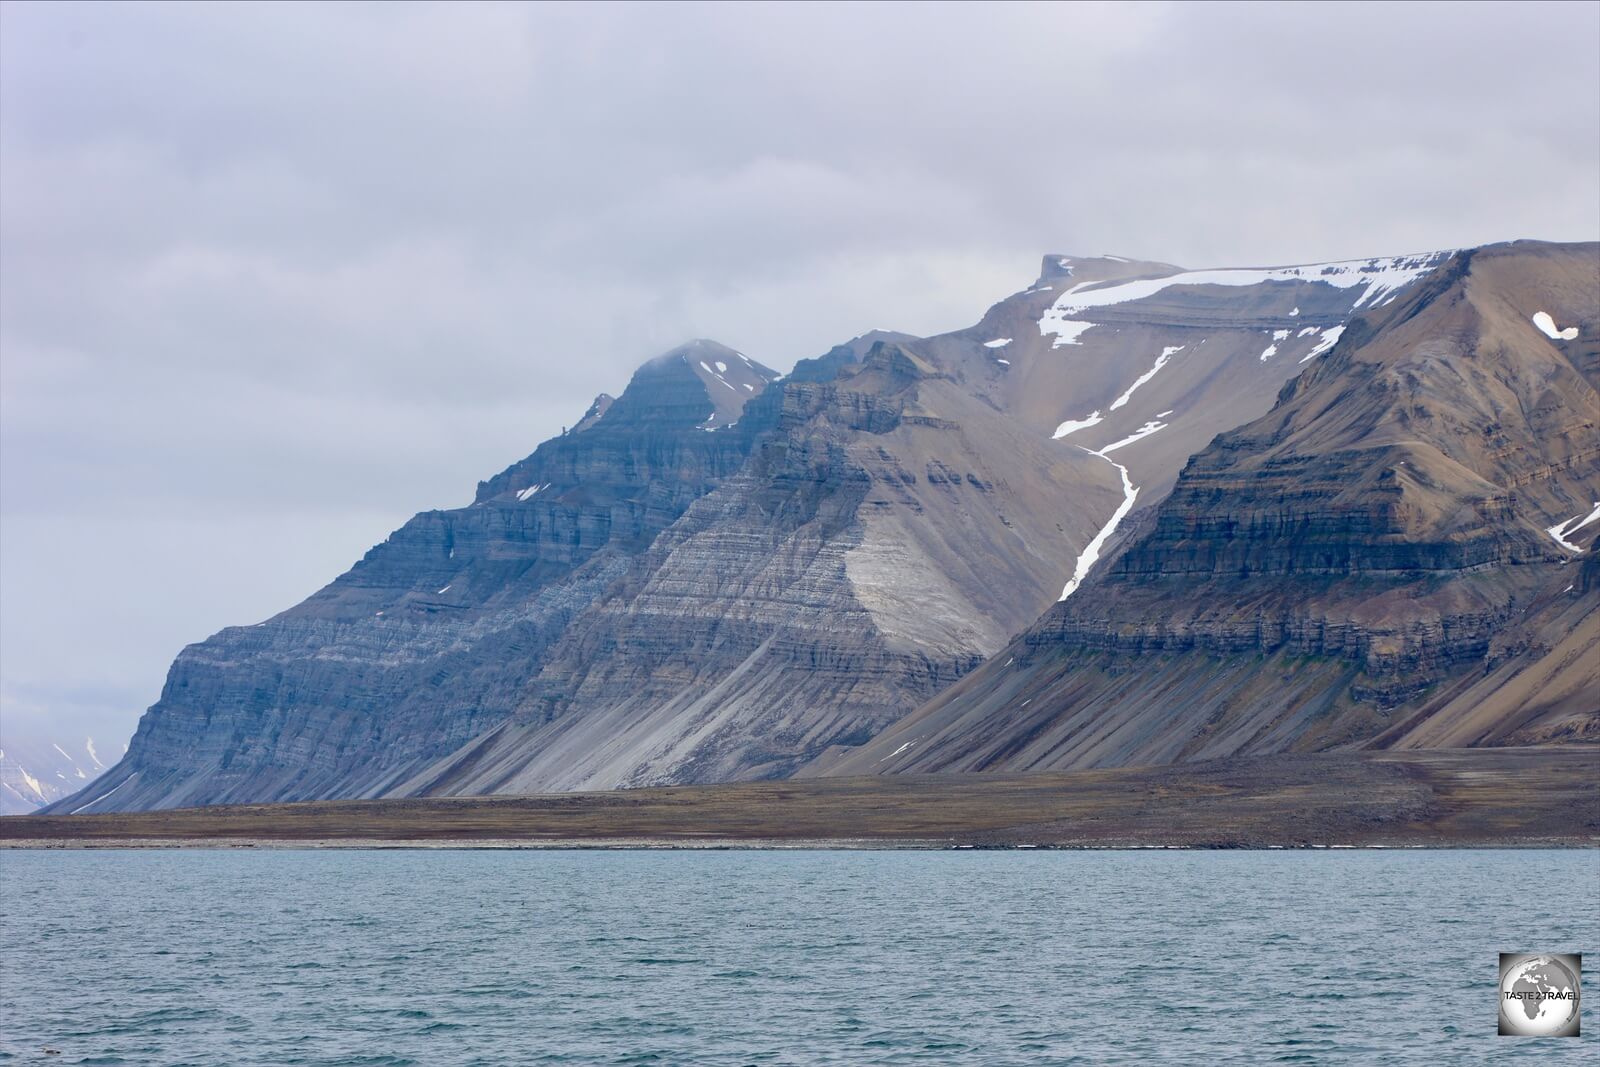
(822, 241, 1600, 778)
(54, 246, 1519, 812)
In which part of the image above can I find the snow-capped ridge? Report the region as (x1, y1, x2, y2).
(1040, 251, 1450, 348)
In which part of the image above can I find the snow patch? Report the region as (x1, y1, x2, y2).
(995, 358, 1010, 365)
(517, 483, 551, 502)
(983, 338, 1012, 348)
(1060, 454, 1138, 600)
(1097, 419, 1168, 455)
(71, 772, 136, 814)
(85, 738, 102, 769)
(1547, 502, 1600, 552)
(697, 360, 741, 393)
(1300, 325, 1345, 362)
(18, 765, 45, 800)
(715, 361, 727, 372)
(1052, 412, 1103, 439)
(1054, 403, 1173, 600)
(1297, 326, 1318, 337)
(436, 584, 451, 595)
(1040, 253, 1444, 347)
(1048, 320, 1095, 347)
(878, 740, 918, 763)
(1532, 311, 1579, 340)
(1110, 347, 1180, 410)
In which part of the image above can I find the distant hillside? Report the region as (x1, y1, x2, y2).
(2, 734, 114, 815)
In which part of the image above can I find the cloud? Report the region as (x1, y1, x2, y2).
(2, 0, 1597, 746)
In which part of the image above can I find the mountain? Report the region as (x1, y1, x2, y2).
(820, 240, 1599, 778)
(49, 247, 1495, 813)
(0, 735, 114, 815)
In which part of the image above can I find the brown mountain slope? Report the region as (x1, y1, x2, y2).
(397, 254, 1465, 796)
(1374, 553, 1599, 748)
(47, 248, 1479, 812)
(818, 240, 1600, 778)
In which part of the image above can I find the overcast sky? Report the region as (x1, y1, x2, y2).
(3, 0, 1598, 750)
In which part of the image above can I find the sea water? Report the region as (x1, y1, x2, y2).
(1, 849, 1594, 1064)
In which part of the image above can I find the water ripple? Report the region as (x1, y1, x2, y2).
(0, 849, 1595, 1065)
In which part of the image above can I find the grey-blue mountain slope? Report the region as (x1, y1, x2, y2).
(52, 243, 1596, 814)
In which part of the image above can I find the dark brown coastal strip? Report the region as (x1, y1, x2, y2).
(4, 748, 1596, 849)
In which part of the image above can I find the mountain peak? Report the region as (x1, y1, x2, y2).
(643, 338, 745, 369)
(628, 340, 782, 430)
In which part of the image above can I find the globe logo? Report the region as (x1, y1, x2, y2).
(1499, 953, 1581, 1037)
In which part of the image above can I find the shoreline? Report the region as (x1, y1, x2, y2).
(4, 836, 1596, 851)
(5, 747, 1596, 851)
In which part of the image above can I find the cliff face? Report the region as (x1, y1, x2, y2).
(398, 343, 1119, 794)
(822, 241, 1600, 779)
(66, 342, 785, 810)
(54, 248, 1496, 813)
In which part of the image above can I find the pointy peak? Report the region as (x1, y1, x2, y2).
(623, 340, 783, 430)
(641, 338, 741, 368)
(634, 340, 779, 383)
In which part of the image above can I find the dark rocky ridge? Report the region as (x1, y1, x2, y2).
(50, 251, 1502, 812)
(823, 241, 1600, 779)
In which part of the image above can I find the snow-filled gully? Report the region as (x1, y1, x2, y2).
(1041, 254, 1452, 602)
(1053, 414, 1162, 601)
(1052, 349, 1174, 599)
(1058, 450, 1138, 601)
